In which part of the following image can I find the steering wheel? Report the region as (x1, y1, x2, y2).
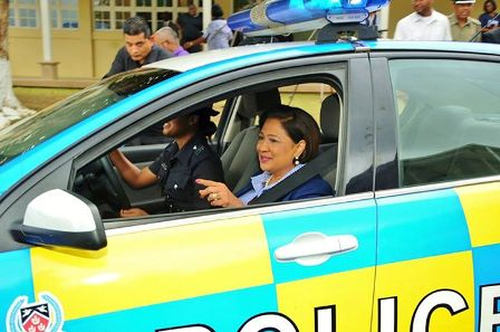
(98, 155, 131, 211)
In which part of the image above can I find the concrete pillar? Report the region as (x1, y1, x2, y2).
(379, 5, 390, 39)
(202, 0, 212, 30)
(39, 0, 59, 79)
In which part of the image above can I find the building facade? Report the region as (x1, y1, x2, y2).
(6, 0, 483, 81)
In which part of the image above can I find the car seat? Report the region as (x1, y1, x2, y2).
(221, 89, 281, 192)
(318, 94, 341, 188)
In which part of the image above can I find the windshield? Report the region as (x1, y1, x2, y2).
(0, 68, 179, 166)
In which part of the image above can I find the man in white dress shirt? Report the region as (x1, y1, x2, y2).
(394, 0, 452, 41)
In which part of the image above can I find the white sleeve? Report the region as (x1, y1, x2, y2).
(202, 23, 211, 39)
(394, 20, 404, 40)
(225, 26, 233, 40)
(443, 18, 453, 41)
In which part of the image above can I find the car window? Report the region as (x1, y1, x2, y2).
(220, 81, 341, 194)
(73, 79, 343, 220)
(0, 68, 179, 166)
(389, 59, 500, 187)
(279, 83, 338, 125)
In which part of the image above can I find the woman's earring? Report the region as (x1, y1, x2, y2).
(293, 156, 300, 166)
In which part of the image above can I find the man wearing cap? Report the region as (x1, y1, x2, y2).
(394, 0, 452, 41)
(110, 108, 224, 217)
(449, 0, 482, 41)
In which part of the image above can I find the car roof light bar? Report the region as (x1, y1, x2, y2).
(228, 0, 391, 37)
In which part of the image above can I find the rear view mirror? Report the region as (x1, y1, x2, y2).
(13, 189, 107, 250)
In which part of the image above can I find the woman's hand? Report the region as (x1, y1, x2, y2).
(196, 179, 244, 208)
(120, 208, 149, 218)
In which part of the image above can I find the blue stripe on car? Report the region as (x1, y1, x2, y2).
(63, 284, 278, 331)
(377, 189, 471, 265)
(472, 243, 500, 332)
(262, 199, 376, 284)
(0, 249, 35, 321)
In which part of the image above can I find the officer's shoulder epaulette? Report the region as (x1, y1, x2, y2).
(192, 144, 206, 157)
(470, 17, 481, 26)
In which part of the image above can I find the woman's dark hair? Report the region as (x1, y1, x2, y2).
(259, 105, 321, 163)
(485, 0, 497, 12)
(212, 4, 224, 19)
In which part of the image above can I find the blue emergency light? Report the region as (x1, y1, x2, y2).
(228, 0, 390, 36)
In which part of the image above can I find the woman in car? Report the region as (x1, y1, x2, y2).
(197, 105, 333, 207)
(110, 107, 224, 217)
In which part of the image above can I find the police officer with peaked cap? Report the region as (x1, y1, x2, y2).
(449, 0, 483, 41)
(110, 107, 224, 217)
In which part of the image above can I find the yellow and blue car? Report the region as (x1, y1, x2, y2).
(1, 0, 500, 331)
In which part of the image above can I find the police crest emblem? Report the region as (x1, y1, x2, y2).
(6, 292, 64, 332)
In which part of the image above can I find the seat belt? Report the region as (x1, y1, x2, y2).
(248, 146, 336, 205)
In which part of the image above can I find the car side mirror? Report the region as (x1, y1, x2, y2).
(13, 189, 107, 250)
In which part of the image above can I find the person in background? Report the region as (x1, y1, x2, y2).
(178, 3, 204, 53)
(104, 16, 171, 144)
(197, 106, 333, 208)
(110, 107, 224, 217)
(164, 20, 182, 38)
(449, 0, 482, 41)
(394, 0, 452, 41)
(479, 0, 499, 31)
(153, 27, 190, 57)
(483, 25, 500, 41)
(187, 4, 233, 50)
(104, 16, 169, 78)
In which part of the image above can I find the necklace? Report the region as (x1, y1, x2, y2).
(264, 176, 273, 188)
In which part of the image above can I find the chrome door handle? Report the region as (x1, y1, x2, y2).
(274, 233, 358, 266)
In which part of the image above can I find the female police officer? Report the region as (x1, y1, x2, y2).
(110, 107, 224, 217)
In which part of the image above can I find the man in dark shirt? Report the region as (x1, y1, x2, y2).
(178, 4, 204, 53)
(109, 107, 224, 216)
(104, 16, 170, 79)
(104, 16, 171, 144)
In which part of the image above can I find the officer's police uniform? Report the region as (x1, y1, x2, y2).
(449, 0, 482, 42)
(149, 134, 224, 213)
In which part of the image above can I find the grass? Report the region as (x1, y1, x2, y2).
(14, 87, 81, 111)
(13, 88, 326, 123)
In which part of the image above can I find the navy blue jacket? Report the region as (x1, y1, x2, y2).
(237, 174, 334, 204)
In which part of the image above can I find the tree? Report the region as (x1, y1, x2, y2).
(0, 0, 32, 130)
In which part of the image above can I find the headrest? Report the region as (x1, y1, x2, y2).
(238, 88, 281, 119)
(320, 94, 341, 142)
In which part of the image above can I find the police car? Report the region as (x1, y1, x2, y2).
(1, 0, 500, 331)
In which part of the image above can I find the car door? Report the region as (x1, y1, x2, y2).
(1, 53, 377, 331)
(371, 53, 500, 331)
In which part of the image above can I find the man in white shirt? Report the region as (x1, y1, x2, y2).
(394, 0, 452, 41)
